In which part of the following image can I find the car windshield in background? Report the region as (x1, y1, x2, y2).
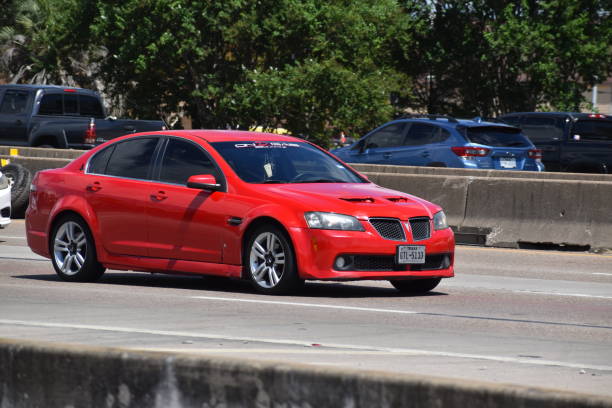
(463, 126, 530, 147)
(211, 141, 365, 184)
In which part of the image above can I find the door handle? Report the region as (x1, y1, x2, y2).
(15, 119, 23, 126)
(124, 125, 135, 132)
(383, 153, 392, 159)
(421, 151, 430, 157)
(151, 191, 168, 201)
(86, 182, 102, 192)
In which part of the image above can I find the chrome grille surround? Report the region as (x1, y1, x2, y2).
(369, 218, 405, 241)
(409, 217, 431, 241)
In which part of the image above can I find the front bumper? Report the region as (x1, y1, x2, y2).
(0, 186, 11, 228)
(288, 225, 455, 280)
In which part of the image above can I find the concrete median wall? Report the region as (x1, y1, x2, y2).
(365, 172, 612, 252)
(1, 339, 611, 408)
(1, 149, 611, 251)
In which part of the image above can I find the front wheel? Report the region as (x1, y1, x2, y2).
(390, 278, 441, 294)
(244, 225, 303, 295)
(50, 215, 105, 282)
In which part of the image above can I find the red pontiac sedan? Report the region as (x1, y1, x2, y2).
(26, 130, 454, 295)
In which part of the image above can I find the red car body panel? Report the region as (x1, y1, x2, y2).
(26, 130, 455, 284)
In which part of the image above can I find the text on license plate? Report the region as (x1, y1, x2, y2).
(499, 158, 516, 168)
(396, 245, 426, 264)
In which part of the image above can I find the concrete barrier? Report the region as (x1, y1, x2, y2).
(352, 163, 612, 182)
(364, 172, 612, 252)
(1, 339, 611, 408)
(0, 155, 71, 173)
(0, 146, 86, 159)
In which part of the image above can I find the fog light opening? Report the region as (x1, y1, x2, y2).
(334, 255, 353, 271)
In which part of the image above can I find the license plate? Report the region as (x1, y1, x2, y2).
(499, 158, 516, 168)
(396, 245, 426, 264)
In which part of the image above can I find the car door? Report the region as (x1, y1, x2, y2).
(394, 123, 441, 166)
(0, 89, 31, 144)
(85, 136, 161, 256)
(146, 137, 226, 263)
(346, 122, 408, 164)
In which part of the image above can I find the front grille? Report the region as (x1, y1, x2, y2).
(369, 218, 405, 241)
(409, 217, 431, 241)
(353, 255, 402, 271)
(1, 206, 10, 218)
(410, 254, 451, 271)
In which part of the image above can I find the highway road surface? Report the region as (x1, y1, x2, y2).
(1, 220, 611, 397)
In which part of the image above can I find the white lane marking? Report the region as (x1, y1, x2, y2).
(513, 290, 612, 300)
(593, 273, 612, 277)
(191, 296, 418, 315)
(1, 319, 611, 371)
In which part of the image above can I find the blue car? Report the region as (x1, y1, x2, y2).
(332, 115, 544, 171)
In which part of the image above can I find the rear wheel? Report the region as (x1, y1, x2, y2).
(244, 225, 303, 295)
(50, 215, 105, 282)
(390, 278, 441, 294)
(1, 163, 31, 218)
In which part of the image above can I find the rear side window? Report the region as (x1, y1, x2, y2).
(360, 123, 407, 149)
(88, 145, 116, 175)
(105, 138, 159, 180)
(159, 139, 220, 185)
(500, 115, 521, 126)
(38, 94, 63, 115)
(521, 116, 564, 142)
(0, 90, 29, 114)
(404, 123, 449, 146)
(572, 120, 612, 142)
(464, 126, 530, 147)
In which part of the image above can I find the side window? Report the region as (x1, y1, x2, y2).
(521, 116, 564, 142)
(572, 121, 612, 142)
(88, 145, 116, 175)
(159, 139, 220, 185)
(105, 137, 159, 180)
(404, 123, 440, 146)
(80, 95, 104, 117)
(38, 94, 63, 115)
(0, 90, 29, 114)
(363, 123, 407, 149)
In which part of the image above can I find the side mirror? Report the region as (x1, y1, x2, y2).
(358, 139, 366, 153)
(187, 174, 222, 191)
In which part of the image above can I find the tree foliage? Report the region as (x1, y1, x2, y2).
(0, 0, 610, 143)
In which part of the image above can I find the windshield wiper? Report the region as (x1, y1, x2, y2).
(293, 178, 344, 183)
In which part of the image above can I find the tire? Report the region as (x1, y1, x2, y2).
(390, 278, 441, 294)
(1, 163, 31, 218)
(244, 225, 303, 295)
(50, 215, 105, 282)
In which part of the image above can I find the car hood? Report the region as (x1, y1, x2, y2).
(257, 182, 437, 220)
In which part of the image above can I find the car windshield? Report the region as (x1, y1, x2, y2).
(463, 126, 530, 147)
(211, 141, 366, 184)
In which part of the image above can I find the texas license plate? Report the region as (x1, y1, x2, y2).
(396, 245, 426, 264)
(499, 158, 516, 168)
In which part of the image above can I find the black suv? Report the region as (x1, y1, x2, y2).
(499, 112, 612, 173)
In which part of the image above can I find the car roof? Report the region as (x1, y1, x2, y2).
(141, 129, 304, 143)
(0, 84, 98, 96)
(392, 117, 515, 130)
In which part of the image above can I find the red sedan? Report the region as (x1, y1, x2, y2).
(26, 130, 454, 295)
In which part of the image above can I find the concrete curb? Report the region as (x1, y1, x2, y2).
(1, 339, 611, 408)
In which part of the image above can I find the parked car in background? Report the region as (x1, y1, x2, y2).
(331, 115, 544, 171)
(0, 84, 165, 149)
(0, 168, 10, 228)
(26, 130, 454, 295)
(498, 112, 612, 173)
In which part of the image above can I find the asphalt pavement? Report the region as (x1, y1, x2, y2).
(1, 220, 611, 397)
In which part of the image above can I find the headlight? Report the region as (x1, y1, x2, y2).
(305, 212, 365, 231)
(433, 211, 448, 230)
